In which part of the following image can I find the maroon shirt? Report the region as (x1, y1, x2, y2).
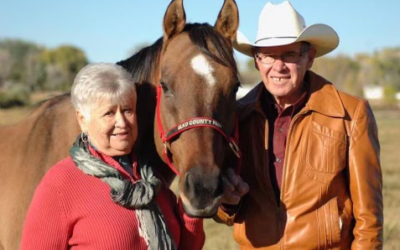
(222, 84, 308, 213)
(261, 88, 308, 200)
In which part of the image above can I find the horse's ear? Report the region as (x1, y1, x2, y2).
(163, 0, 186, 41)
(214, 0, 239, 42)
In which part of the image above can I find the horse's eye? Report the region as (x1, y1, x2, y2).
(160, 82, 169, 93)
(160, 82, 174, 97)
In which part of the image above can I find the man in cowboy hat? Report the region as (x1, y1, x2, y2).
(217, 1, 383, 249)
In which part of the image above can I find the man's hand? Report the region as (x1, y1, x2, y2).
(221, 168, 249, 205)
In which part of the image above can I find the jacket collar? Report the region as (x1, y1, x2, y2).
(304, 71, 345, 117)
(237, 71, 345, 121)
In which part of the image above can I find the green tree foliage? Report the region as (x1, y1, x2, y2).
(0, 39, 43, 89)
(39, 45, 88, 91)
(0, 83, 30, 108)
(0, 40, 88, 92)
(0, 49, 13, 88)
(371, 47, 400, 89)
(0, 39, 88, 108)
(384, 86, 398, 105)
(312, 54, 362, 97)
(240, 58, 260, 85)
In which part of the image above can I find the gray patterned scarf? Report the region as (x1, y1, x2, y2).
(69, 135, 176, 250)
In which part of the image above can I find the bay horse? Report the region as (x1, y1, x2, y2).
(0, 0, 240, 249)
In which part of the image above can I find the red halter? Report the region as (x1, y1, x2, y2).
(156, 84, 241, 176)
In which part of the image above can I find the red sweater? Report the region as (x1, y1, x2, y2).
(20, 148, 205, 250)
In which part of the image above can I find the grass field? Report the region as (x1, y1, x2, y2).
(375, 109, 400, 250)
(0, 104, 399, 249)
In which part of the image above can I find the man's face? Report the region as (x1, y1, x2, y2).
(254, 42, 316, 106)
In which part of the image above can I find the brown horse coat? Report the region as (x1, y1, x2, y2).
(0, 95, 80, 249)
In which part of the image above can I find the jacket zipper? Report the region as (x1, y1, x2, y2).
(279, 109, 310, 250)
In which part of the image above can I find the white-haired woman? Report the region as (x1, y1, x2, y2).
(20, 63, 205, 250)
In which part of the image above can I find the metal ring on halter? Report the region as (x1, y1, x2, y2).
(229, 140, 241, 158)
(81, 132, 88, 143)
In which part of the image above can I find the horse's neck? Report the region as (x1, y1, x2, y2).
(0, 94, 80, 186)
(117, 39, 177, 186)
(133, 83, 175, 186)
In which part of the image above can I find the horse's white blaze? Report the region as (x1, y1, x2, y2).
(191, 54, 216, 86)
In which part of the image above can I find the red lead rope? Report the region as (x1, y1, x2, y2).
(156, 84, 241, 176)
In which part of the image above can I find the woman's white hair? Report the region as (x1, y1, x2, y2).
(71, 63, 136, 120)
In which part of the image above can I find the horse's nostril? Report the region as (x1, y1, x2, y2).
(184, 171, 194, 195)
(183, 167, 223, 205)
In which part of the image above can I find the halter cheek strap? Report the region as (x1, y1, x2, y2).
(156, 84, 241, 176)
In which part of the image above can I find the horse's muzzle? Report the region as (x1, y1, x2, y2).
(180, 166, 224, 218)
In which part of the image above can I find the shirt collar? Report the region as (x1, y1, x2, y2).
(262, 83, 308, 116)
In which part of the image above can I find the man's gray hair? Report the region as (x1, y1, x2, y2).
(71, 63, 136, 120)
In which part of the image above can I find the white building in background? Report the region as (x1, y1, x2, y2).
(363, 86, 384, 100)
(236, 85, 254, 99)
(363, 85, 400, 101)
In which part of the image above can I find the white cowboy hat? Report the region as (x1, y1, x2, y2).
(234, 1, 339, 58)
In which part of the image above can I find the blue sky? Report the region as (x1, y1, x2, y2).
(1, 0, 398, 64)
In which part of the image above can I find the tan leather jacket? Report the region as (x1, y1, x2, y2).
(218, 71, 383, 250)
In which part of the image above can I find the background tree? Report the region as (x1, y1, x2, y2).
(237, 58, 259, 85)
(0, 49, 13, 88)
(0, 39, 88, 108)
(312, 54, 362, 96)
(1, 38, 400, 108)
(0, 39, 43, 89)
(39, 45, 88, 91)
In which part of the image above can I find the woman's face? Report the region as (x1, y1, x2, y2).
(77, 98, 137, 156)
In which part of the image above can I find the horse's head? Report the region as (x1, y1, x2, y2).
(155, 0, 240, 217)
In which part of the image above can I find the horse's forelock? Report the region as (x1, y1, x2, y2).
(117, 23, 237, 86)
(185, 23, 238, 76)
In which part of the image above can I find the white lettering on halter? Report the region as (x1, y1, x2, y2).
(176, 118, 222, 131)
(191, 54, 216, 86)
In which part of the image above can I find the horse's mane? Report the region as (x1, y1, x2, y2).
(33, 92, 71, 108)
(12, 92, 72, 123)
(116, 22, 238, 82)
(117, 38, 163, 84)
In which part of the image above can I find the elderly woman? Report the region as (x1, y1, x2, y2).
(20, 63, 205, 250)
